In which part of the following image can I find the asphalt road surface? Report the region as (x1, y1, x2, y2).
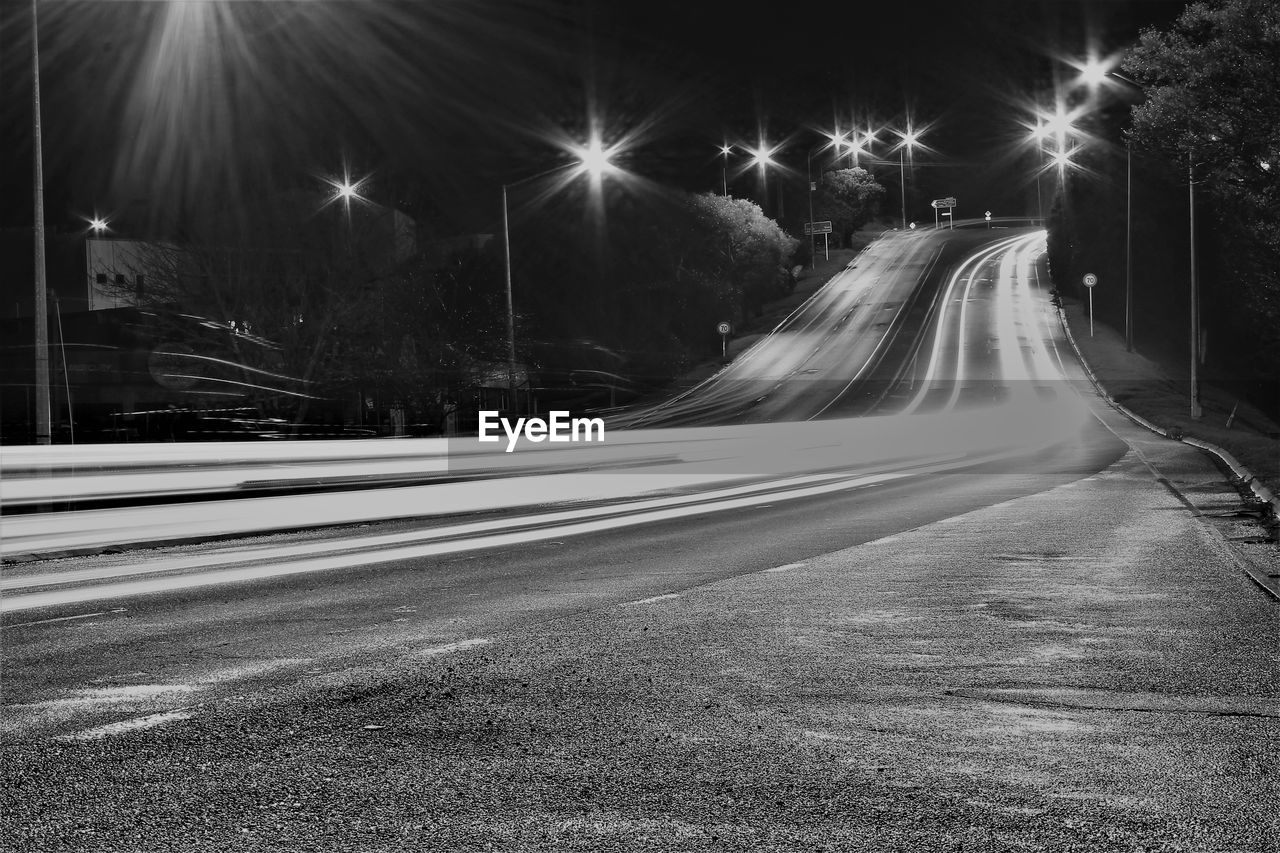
(3, 228, 1276, 852)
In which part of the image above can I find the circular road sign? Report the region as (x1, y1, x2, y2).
(717, 322, 731, 335)
(1083, 273, 1098, 288)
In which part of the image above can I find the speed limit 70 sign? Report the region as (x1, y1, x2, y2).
(1083, 273, 1098, 288)
(717, 322, 731, 335)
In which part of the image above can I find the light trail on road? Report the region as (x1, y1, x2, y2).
(613, 231, 944, 426)
(898, 230, 1050, 415)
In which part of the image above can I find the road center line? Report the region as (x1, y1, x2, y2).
(623, 594, 680, 606)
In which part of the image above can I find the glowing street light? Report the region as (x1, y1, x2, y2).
(1078, 57, 1111, 88)
(88, 217, 109, 234)
(324, 172, 367, 212)
(824, 128, 858, 167)
(321, 170, 370, 231)
(745, 142, 780, 216)
(574, 135, 619, 180)
(719, 144, 732, 196)
(747, 144, 776, 169)
(1045, 105, 1074, 152)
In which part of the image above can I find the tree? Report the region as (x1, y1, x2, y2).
(1124, 0, 1280, 387)
(506, 190, 798, 383)
(684, 192, 799, 322)
(817, 167, 887, 242)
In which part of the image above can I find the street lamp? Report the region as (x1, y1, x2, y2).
(893, 127, 921, 229)
(323, 171, 369, 220)
(719, 144, 732, 196)
(746, 143, 778, 216)
(1077, 64, 1141, 356)
(807, 147, 816, 267)
(1074, 61, 1199, 417)
(1029, 119, 1048, 223)
(501, 135, 618, 412)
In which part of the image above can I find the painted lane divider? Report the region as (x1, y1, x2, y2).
(622, 594, 681, 606)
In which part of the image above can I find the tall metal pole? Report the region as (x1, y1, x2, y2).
(806, 149, 815, 269)
(1124, 141, 1133, 353)
(721, 150, 728, 197)
(501, 184, 517, 414)
(1035, 156, 1045, 224)
(899, 148, 907, 229)
(31, 0, 51, 445)
(1188, 155, 1201, 419)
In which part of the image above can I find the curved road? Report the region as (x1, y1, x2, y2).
(4, 228, 1275, 851)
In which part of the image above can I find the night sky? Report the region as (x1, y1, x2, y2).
(1, 0, 1188, 238)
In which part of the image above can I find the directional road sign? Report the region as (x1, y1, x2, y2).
(930, 197, 957, 209)
(803, 220, 833, 235)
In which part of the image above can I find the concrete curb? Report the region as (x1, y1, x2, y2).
(1054, 302, 1278, 517)
(1055, 303, 1278, 601)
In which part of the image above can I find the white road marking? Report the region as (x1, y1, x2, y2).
(623, 593, 680, 606)
(762, 562, 806, 573)
(57, 708, 194, 742)
(3, 608, 127, 629)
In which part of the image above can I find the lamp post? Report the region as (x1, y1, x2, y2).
(501, 138, 617, 413)
(806, 148, 816, 268)
(892, 128, 921, 229)
(719, 144, 731, 197)
(1125, 137, 1133, 353)
(1077, 60, 1198, 416)
(1187, 151, 1201, 419)
(1030, 119, 1047, 224)
(1079, 65, 1141, 354)
(30, 0, 50, 445)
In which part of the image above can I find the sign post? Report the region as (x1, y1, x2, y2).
(803, 221, 833, 260)
(1083, 273, 1098, 338)
(984, 210, 991, 229)
(717, 321, 731, 357)
(930, 197, 957, 230)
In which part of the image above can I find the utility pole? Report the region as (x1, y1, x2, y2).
(31, 0, 51, 444)
(1188, 154, 1201, 419)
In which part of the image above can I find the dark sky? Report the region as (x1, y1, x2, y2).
(1, 0, 1188, 237)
